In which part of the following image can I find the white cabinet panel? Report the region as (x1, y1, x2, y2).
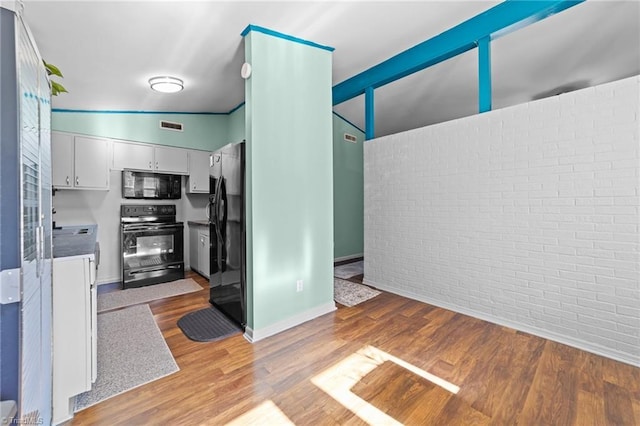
(154, 146, 189, 174)
(189, 226, 199, 273)
(51, 132, 110, 190)
(112, 141, 189, 175)
(198, 231, 210, 279)
(74, 136, 109, 190)
(52, 255, 95, 424)
(188, 224, 210, 278)
(51, 132, 73, 188)
(187, 150, 211, 193)
(112, 141, 154, 171)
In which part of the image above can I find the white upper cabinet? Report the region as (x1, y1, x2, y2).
(187, 150, 211, 194)
(112, 141, 189, 175)
(51, 132, 74, 188)
(74, 136, 110, 189)
(112, 141, 154, 171)
(51, 132, 110, 190)
(154, 146, 189, 174)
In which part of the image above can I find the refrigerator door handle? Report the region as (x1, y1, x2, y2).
(210, 179, 220, 229)
(213, 177, 223, 218)
(213, 178, 222, 230)
(218, 194, 225, 226)
(213, 177, 224, 271)
(218, 178, 228, 272)
(206, 200, 212, 222)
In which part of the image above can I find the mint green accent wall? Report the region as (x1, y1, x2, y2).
(332, 115, 364, 258)
(244, 47, 254, 329)
(52, 112, 227, 151)
(245, 31, 334, 331)
(228, 104, 246, 143)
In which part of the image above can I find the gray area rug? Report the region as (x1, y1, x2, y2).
(177, 307, 242, 342)
(98, 278, 202, 313)
(74, 304, 179, 412)
(334, 278, 381, 307)
(334, 260, 364, 279)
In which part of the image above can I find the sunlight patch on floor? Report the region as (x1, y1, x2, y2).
(311, 345, 459, 425)
(378, 346, 460, 395)
(225, 400, 295, 426)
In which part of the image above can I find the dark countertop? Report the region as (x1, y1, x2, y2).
(52, 224, 99, 262)
(187, 220, 209, 227)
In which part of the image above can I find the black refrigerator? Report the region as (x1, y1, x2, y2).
(208, 141, 246, 328)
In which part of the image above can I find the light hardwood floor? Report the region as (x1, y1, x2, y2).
(71, 271, 640, 425)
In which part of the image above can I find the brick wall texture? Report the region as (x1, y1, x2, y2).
(364, 75, 639, 366)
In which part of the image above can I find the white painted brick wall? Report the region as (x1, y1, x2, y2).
(364, 75, 640, 366)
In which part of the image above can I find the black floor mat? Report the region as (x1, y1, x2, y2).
(177, 307, 242, 342)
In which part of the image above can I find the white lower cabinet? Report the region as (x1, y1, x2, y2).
(189, 226, 199, 274)
(52, 255, 97, 425)
(189, 223, 210, 278)
(198, 231, 210, 279)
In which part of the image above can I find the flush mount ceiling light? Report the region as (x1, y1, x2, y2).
(148, 76, 183, 93)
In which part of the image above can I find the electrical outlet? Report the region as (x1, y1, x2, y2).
(296, 280, 303, 292)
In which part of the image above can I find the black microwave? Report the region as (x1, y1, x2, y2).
(122, 170, 181, 199)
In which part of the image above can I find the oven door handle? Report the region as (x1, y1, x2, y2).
(128, 264, 183, 275)
(122, 223, 182, 232)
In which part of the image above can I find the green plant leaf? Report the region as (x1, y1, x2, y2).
(43, 60, 67, 96)
(51, 81, 68, 96)
(44, 61, 63, 78)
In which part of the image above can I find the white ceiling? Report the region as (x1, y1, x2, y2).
(22, 1, 640, 138)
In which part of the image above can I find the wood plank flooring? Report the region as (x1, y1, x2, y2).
(71, 271, 640, 425)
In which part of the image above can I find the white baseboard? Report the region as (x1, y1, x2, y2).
(363, 278, 640, 368)
(244, 302, 336, 343)
(334, 253, 363, 263)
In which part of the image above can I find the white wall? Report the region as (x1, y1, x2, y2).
(364, 75, 639, 366)
(53, 171, 209, 285)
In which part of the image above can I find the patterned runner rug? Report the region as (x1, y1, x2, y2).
(98, 278, 202, 312)
(334, 278, 381, 307)
(75, 304, 179, 412)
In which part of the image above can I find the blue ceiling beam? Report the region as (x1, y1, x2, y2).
(478, 37, 492, 113)
(332, 0, 585, 106)
(365, 87, 375, 140)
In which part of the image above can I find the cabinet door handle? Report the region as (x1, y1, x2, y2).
(66, 176, 70, 185)
(76, 176, 79, 185)
(155, 161, 159, 169)
(148, 161, 152, 169)
(193, 182, 197, 189)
